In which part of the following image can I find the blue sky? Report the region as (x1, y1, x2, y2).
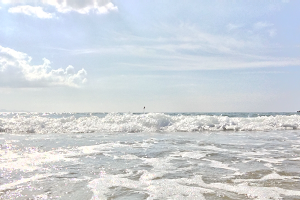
(0, 0, 299, 112)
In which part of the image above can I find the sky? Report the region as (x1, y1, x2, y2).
(0, 0, 300, 112)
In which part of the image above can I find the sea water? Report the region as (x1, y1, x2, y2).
(0, 112, 300, 199)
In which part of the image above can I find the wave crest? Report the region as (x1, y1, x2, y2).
(0, 112, 299, 134)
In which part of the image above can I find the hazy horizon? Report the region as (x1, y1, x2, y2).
(0, 109, 299, 113)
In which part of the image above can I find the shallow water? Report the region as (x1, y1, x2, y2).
(1, 129, 300, 199)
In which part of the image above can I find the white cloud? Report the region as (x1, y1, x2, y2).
(8, 5, 53, 18)
(269, 29, 277, 37)
(90, 22, 300, 70)
(2, 0, 117, 14)
(226, 23, 243, 31)
(253, 21, 277, 38)
(0, 45, 87, 88)
(253, 21, 273, 30)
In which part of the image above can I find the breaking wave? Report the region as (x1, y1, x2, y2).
(0, 112, 299, 134)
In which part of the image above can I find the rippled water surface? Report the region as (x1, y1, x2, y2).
(1, 113, 300, 199)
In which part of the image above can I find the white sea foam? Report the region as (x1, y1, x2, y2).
(201, 145, 229, 152)
(0, 172, 67, 192)
(203, 159, 240, 172)
(261, 172, 294, 180)
(142, 157, 175, 171)
(1, 122, 299, 200)
(254, 157, 286, 164)
(233, 172, 298, 184)
(118, 154, 140, 160)
(0, 147, 77, 172)
(172, 151, 206, 159)
(88, 172, 213, 200)
(77, 143, 122, 154)
(0, 112, 300, 134)
(209, 182, 300, 200)
(88, 172, 300, 200)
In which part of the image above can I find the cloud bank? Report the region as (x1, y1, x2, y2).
(8, 5, 53, 18)
(0, 45, 87, 88)
(45, 0, 118, 14)
(3, 0, 118, 16)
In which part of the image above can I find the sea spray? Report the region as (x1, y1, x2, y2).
(0, 112, 299, 134)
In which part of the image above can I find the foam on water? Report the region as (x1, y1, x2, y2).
(203, 159, 239, 172)
(0, 172, 67, 192)
(1, 114, 300, 199)
(88, 171, 300, 200)
(0, 147, 77, 172)
(233, 171, 298, 183)
(1, 112, 300, 134)
(172, 151, 206, 159)
(117, 154, 140, 160)
(88, 171, 214, 200)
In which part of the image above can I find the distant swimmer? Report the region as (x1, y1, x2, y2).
(143, 106, 145, 114)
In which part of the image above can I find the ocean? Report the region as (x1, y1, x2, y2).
(0, 112, 300, 199)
